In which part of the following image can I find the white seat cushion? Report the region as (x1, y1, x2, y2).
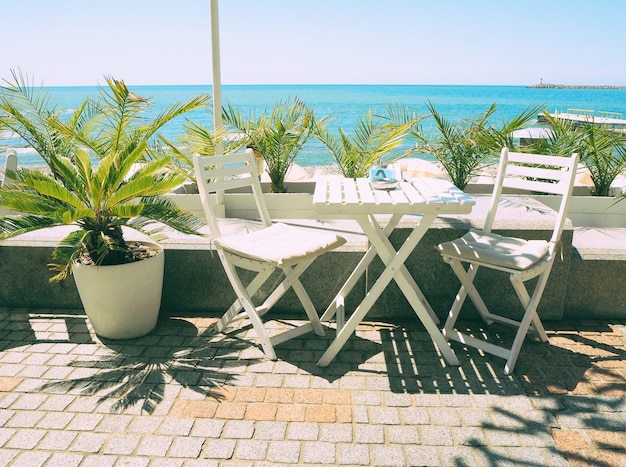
(436, 231, 549, 270)
(216, 223, 346, 268)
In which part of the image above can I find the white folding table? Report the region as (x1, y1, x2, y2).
(313, 177, 475, 367)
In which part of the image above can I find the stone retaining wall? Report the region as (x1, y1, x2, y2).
(1, 196, 623, 321)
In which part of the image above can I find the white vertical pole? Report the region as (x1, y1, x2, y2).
(210, 0, 223, 156)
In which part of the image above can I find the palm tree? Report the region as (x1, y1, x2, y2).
(0, 72, 209, 281)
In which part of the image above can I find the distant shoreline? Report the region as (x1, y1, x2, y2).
(528, 83, 626, 90)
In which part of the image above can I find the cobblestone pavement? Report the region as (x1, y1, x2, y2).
(0, 307, 624, 466)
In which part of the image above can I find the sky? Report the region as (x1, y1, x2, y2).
(2, 0, 625, 87)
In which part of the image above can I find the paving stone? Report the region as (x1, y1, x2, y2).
(439, 446, 479, 466)
(352, 390, 381, 406)
(265, 440, 301, 464)
(9, 450, 50, 467)
(95, 414, 133, 433)
(69, 432, 109, 453)
(4, 411, 44, 428)
(459, 408, 492, 426)
(369, 406, 401, 424)
(46, 453, 85, 467)
(286, 422, 319, 440)
(354, 424, 384, 444)
(384, 392, 413, 407)
(37, 430, 78, 450)
(38, 394, 76, 411)
(428, 407, 462, 426)
(254, 421, 287, 440)
(11, 394, 48, 410)
(371, 445, 406, 467)
(190, 419, 225, 438)
(517, 427, 555, 447)
(0, 427, 16, 446)
(0, 448, 19, 465)
(302, 441, 336, 464)
(421, 426, 454, 446)
(399, 407, 430, 425)
(234, 439, 268, 461)
(453, 426, 488, 446)
(386, 425, 420, 444)
(0, 313, 622, 465)
(337, 443, 369, 465)
(102, 434, 141, 455)
(159, 417, 194, 436)
(203, 438, 236, 460)
(319, 423, 353, 443)
(37, 412, 74, 430)
(222, 420, 255, 439)
(404, 445, 441, 466)
(441, 393, 472, 407)
(113, 457, 150, 467)
(80, 454, 118, 467)
(508, 446, 553, 465)
(338, 376, 367, 390)
(136, 435, 173, 457)
(483, 426, 522, 447)
(66, 413, 103, 431)
(5, 428, 46, 449)
(282, 374, 311, 388)
(168, 436, 205, 458)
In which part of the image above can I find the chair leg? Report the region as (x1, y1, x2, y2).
(447, 260, 493, 324)
(220, 261, 277, 360)
(214, 268, 274, 333)
(291, 278, 325, 336)
(504, 272, 552, 375)
(510, 275, 549, 342)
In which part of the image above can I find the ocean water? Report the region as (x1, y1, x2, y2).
(2, 84, 625, 167)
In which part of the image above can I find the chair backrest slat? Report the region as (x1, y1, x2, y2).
(503, 177, 572, 196)
(483, 148, 579, 249)
(193, 149, 272, 239)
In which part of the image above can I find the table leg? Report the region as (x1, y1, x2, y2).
(316, 219, 414, 366)
(317, 213, 459, 367)
(360, 214, 459, 366)
(319, 215, 403, 323)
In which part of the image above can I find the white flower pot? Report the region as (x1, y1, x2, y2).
(73, 242, 164, 339)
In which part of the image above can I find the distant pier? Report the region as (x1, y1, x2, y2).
(528, 82, 626, 89)
(538, 108, 626, 129)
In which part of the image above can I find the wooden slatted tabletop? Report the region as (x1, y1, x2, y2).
(313, 177, 475, 216)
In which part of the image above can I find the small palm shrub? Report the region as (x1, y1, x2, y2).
(222, 98, 317, 193)
(315, 104, 420, 180)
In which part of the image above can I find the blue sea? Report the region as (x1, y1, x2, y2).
(2, 84, 625, 167)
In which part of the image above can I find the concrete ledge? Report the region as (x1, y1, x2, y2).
(0, 196, 623, 321)
(565, 227, 626, 319)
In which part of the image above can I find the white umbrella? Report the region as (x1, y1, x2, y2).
(210, 0, 223, 155)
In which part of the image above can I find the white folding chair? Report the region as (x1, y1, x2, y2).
(193, 149, 346, 359)
(436, 147, 579, 374)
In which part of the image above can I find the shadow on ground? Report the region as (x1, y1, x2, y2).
(38, 317, 262, 414)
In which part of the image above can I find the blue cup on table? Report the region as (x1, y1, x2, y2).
(369, 167, 396, 182)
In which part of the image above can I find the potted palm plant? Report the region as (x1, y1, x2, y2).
(0, 72, 209, 339)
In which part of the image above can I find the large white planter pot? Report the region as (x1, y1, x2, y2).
(73, 242, 164, 339)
